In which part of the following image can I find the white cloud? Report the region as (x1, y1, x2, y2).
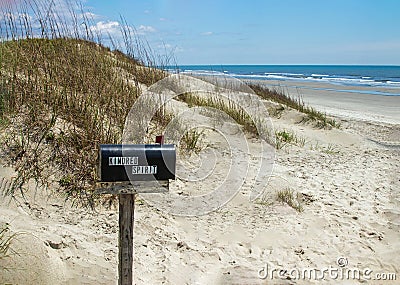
(201, 31, 213, 36)
(87, 21, 157, 50)
(90, 21, 120, 35)
(0, 12, 34, 39)
(0, 0, 106, 39)
(0, 0, 159, 54)
(0, 12, 32, 22)
(90, 21, 156, 36)
(79, 12, 99, 20)
(137, 25, 156, 34)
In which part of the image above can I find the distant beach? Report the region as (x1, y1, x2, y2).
(175, 65, 400, 92)
(176, 65, 400, 124)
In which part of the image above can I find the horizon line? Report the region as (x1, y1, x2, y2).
(174, 64, 400, 67)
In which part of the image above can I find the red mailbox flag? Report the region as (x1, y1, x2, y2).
(156, 135, 164, 145)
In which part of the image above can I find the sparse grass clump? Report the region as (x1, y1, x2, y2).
(300, 107, 341, 129)
(177, 92, 258, 135)
(275, 129, 306, 150)
(310, 142, 340, 155)
(249, 83, 340, 129)
(276, 188, 303, 212)
(0, 223, 16, 266)
(321, 144, 340, 155)
(181, 129, 204, 153)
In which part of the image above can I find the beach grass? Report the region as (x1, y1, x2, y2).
(177, 91, 259, 135)
(0, 2, 168, 206)
(275, 129, 306, 150)
(0, 0, 336, 207)
(0, 223, 16, 267)
(181, 128, 205, 153)
(276, 188, 303, 212)
(248, 83, 340, 129)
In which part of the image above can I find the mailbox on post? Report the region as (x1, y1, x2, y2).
(97, 142, 176, 285)
(99, 144, 176, 183)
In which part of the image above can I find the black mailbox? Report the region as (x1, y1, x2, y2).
(99, 144, 176, 182)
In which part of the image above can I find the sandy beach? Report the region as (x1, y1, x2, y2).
(251, 79, 400, 125)
(1, 77, 399, 284)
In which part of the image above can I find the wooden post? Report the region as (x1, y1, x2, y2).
(97, 141, 174, 284)
(118, 194, 135, 285)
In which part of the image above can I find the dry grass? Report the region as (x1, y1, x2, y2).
(181, 128, 204, 153)
(275, 129, 306, 150)
(0, 1, 168, 207)
(0, 38, 143, 205)
(249, 83, 340, 129)
(0, 223, 16, 268)
(177, 91, 259, 135)
(276, 188, 303, 212)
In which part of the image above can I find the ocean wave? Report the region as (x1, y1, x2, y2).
(265, 72, 305, 76)
(177, 68, 400, 89)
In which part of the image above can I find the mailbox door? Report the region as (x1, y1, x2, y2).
(99, 144, 176, 182)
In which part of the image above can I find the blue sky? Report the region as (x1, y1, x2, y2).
(82, 0, 400, 65)
(5, 0, 400, 65)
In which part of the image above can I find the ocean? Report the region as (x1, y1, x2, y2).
(172, 65, 400, 96)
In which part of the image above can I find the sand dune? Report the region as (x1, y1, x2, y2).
(1, 78, 399, 284)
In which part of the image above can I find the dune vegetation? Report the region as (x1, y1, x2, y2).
(0, 1, 169, 206)
(0, 0, 339, 208)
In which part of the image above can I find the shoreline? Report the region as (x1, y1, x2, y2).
(247, 79, 400, 125)
(177, 64, 400, 91)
